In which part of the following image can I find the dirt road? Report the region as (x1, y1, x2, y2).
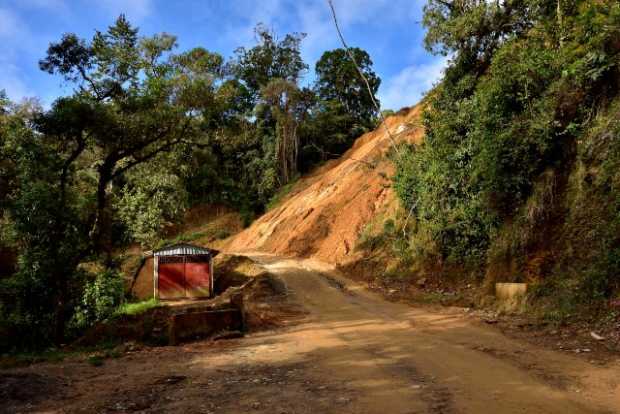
(3, 254, 619, 414)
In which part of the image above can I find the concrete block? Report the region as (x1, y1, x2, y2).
(495, 283, 528, 301)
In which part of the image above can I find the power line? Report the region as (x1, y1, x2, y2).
(327, 0, 415, 235)
(326, 0, 402, 159)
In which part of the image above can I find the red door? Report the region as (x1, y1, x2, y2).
(185, 257, 211, 298)
(157, 255, 211, 299)
(158, 257, 186, 299)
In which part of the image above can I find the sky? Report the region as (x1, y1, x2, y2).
(0, 0, 447, 111)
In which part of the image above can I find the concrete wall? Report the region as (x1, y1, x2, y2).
(495, 283, 528, 312)
(495, 283, 528, 301)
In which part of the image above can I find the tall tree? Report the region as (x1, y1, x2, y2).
(38, 16, 215, 256)
(261, 80, 313, 184)
(231, 24, 308, 103)
(314, 47, 380, 122)
(297, 48, 381, 170)
(2, 15, 220, 344)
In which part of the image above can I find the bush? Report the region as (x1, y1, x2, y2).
(71, 269, 124, 330)
(116, 169, 188, 247)
(394, 0, 620, 272)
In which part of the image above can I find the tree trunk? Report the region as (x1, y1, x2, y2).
(88, 157, 117, 266)
(53, 273, 68, 345)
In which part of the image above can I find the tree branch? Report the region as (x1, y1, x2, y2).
(112, 118, 192, 179)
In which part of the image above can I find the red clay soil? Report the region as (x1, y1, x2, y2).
(226, 106, 423, 266)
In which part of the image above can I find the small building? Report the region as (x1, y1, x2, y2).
(152, 243, 218, 300)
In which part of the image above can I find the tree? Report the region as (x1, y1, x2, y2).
(231, 24, 308, 103)
(38, 16, 213, 257)
(394, 0, 620, 273)
(314, 48, 380, 123)
(1, 15, 219, 344)
(261, 79, 312, 184)
(228, 24, 312, 188)
(115, 159, 189, 246)
(1, 109, 88, 346)
(422, 0, 541, 75)
(296, 48, 381, 170)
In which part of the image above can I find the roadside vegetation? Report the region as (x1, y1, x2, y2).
(391, 0, 620, 319)
(0, 17, 382, 351)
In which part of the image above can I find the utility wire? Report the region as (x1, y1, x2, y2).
(327, 0, 417, 235)
(326, 0, 402, 159)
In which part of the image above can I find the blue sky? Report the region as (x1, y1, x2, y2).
(0, 0, 447, 110)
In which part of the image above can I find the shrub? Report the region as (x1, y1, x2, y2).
(394, 0, 620, 273)
(71, 269, 124, 330)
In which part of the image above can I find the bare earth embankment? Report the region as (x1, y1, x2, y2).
(226, 106, 424, 265)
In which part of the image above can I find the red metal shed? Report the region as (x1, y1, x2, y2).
(153, 243, 217, 300)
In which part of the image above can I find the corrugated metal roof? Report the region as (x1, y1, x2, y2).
(153, 243, 215, 257)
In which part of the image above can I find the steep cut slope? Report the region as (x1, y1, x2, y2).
(227, 106, 423, 266)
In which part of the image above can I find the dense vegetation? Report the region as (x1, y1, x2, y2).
(0, 17, 381, 349)
(394, 0, 620, 314)
(4, 0, 618, 351)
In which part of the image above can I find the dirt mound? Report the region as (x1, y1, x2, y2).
(214, 253, 266, 295)
(240, 273, 299, 330)
(214, 254, 303, 330)
(226, 106, 423, 267)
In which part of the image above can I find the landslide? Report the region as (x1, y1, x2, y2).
(227, 106, 423, 266)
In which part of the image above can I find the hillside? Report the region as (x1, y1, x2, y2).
(227, 106, 423, 266)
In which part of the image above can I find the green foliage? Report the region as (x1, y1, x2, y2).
(116, 165, 188, 246)
(569, 101, 620, 302)
(0, 113, 88, 348)
(87, 355, 105, 367)
(71, 269, 124, 330)
(298, 48, 381, 170)
(260, 79, 308, 184)
(395, 0, 620, 273)
(231, 24, 308, 101)
(314, 48, 380, 121)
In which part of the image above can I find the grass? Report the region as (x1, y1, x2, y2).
(266, 177, 299, 210)
(0, 339, 122, 369)
(115, 298, 161, 317)
(0, 348, 68, 368)
(87, 355, 104, 366)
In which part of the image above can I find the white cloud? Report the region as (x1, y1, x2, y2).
(378, 56, 448, 110)
(97, 0, 153, 22)
(219, 0, 288, 50)
(325, 0, 425, 27)
(0, 8, 21, 38)
(0, 61, 33, 102)
(295, 1, 333, 69)
(221, 0, 419, 59)
(0, 6, 51, 103)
